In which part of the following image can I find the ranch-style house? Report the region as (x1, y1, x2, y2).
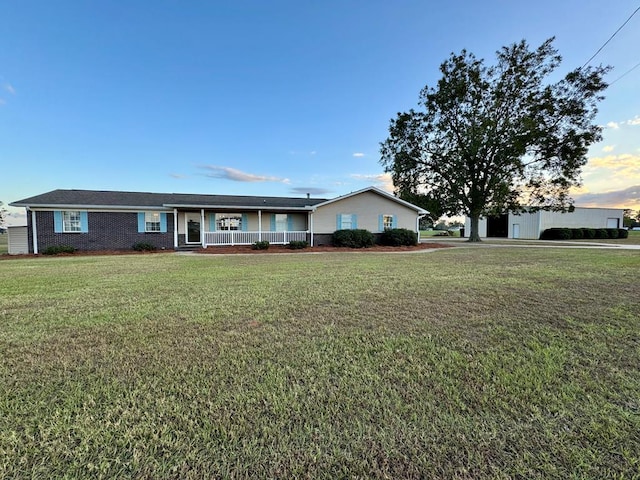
(9, 186, 427, 254)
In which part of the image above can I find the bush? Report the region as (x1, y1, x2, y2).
(42, 245, 76, 255)
(570, 228, 584, 240)
(252, 241, 270, 250)
(288, 240, 309, 250)
(606, 228, 619, 239)
(595, 229, 609, 239)
(380, 228, 418, 246)
(332, 229, 374, 248)
(582, 228, 596, 239)
(132, 242, 157, 252)
(618, 228, 629, 239)
(540, 228, 571, 240)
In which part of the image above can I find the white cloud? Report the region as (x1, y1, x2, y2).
(606, 121, 620, 129)
(352, 152, 365, 157)
(169, 173, 188, 179)
(602, 145, 615, 152)
(0, 98, 5, 106)
(350, 172, 394, 192)
(4, 83, 15, 95)
(627, 116, 640, 126)
(199, 165, 290, 184)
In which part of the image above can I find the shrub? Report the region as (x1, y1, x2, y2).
(582, 228, 596, 239)
(132, 242, 157, 252)
(42, 245, 76, 255)
(252, 241, 270, 250)
(570, 228, 584, 240)
(595, 229, 609, 239)
(618, 228, 629, 239)
(288, 240, 309, 250)
(606, 228, 619, 239)
(540, 228, 571, 240)
(380, 228, 418, 246)
(332, 229, 374, 248)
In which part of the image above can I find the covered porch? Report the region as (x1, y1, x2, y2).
(173, 208, 313, 248)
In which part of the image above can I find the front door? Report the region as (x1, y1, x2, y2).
(186, 213, 201, 244)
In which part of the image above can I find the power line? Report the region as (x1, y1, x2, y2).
(581, 5, 640, 69)
(609, 60, 640, 85)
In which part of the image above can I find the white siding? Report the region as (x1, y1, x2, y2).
(508, 211, 540, 239)
(540, 208, 624, 231)
(314, 191, 419, 234)
(8, 226, 29, 255)
(463, 217, 487, 237)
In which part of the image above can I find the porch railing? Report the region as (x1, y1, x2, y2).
(203, 230, 309, 247)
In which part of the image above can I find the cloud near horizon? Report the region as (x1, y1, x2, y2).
(289, 187, 332, 196)
(572, 185, 640, 210)
(350, 173, 394, 192)
(199, 165, 290, 184)
(352, 152, 365, 157)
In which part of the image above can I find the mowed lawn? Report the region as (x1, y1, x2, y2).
(1, 248, 639, 479)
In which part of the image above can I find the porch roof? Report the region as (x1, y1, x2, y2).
(11, 189, 328, 211)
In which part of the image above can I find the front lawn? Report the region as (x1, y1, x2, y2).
(1, 249, 639, 478)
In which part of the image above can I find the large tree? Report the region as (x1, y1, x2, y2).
(380, 38, 609, 241)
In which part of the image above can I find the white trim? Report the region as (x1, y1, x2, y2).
(185, 212, 202, 244)
(31, 209, 38, 254)
(173, 208, 178, 249)
(258, 210, 262, 241)
(309, 212, 314, 246)
(311, 186, 428, 214)
(200, 209, 205, 245)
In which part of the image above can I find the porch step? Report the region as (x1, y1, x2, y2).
(176, 245, 202, 252)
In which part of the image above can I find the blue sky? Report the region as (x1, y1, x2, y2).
(2, 1, 639, 225)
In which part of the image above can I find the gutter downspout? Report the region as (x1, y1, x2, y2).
(417, 213, 427, 243)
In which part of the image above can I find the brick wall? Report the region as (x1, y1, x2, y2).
(34, 211, 174, 252)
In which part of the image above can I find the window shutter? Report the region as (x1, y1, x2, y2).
(137, 212, 145, 233)
(336, 214, 342, 230)
(209, 215, 216, 231)
(270, 214, 276, 231)
(287, 215, 294, 231)
(54, 211, 63, 233)
(242, 214, 248, 231)
(80, 212, 89, 233)
(352, 214, 358, 229)
(378, 215, 384, 232)
(160, 213, 167, 233)
(392, 215, 397, 228)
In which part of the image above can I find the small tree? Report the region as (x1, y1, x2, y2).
(0, 202, 7, 229)
(380, 38, 609, 241)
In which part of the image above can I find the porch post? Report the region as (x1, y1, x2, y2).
(173, 208, 178, 249)
(200, 209, 205, 246)
(31, 209, 39, 254)
(258, 210, 262, 241)
(309, 211, 314, 247)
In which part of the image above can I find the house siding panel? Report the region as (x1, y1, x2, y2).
(314, 191, 418, 234)
(35, 211, 174, 252)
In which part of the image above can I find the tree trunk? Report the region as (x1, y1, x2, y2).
(468, 214, 482, 242)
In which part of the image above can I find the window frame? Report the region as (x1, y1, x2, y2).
(215, 213, 243, 231)
(145, 212, 162, 232)
(62, 211, 82, 233)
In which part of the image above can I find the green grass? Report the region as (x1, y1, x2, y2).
(1, 249, 639, 478)
(0, 233, 7, 254)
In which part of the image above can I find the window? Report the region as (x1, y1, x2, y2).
(63, 211, 82, 232)
(216, 213, 243, 231)
(274, 214, 288, 232)
(382, 214, 394, 230)
(145, 212, 161, 232)
(137, 212, 167, 233)
(337, 213, 357, 230)
(54, 211, 88, 233)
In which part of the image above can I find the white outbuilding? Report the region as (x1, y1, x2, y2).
(463, 207, 624, 239)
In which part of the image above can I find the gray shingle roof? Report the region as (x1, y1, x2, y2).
(11, 189, 328, 210)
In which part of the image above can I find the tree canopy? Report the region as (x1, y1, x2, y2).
(380, 38, 609, 241)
